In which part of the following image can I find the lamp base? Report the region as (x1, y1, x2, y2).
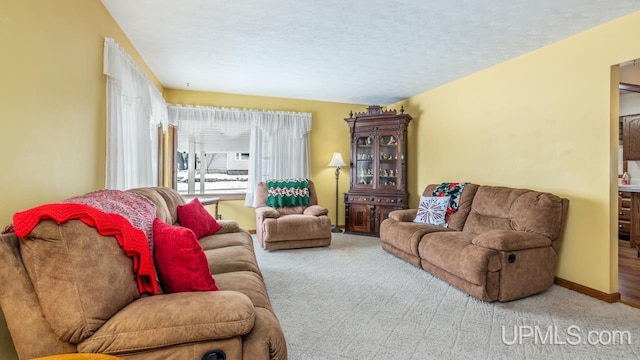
(331, 225, 343, 233)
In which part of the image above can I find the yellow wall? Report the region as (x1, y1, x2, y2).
(620, 62, 640, 84)
(0, 1, 163, 358)
(391, 11, 640, 295)
(3, 0, 640, 357)
(0, 0, 162, 225)
(164, 89, 362, 230)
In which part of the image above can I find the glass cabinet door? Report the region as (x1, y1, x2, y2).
(355, 135, 374, 187)
(378, 134, 399, 188)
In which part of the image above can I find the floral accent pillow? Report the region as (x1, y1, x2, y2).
(413, 196, 450, 227)
(432, 182, 468, 215)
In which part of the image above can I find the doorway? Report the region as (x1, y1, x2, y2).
(617, 61, 640, 307)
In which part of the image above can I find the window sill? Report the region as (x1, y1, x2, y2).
(180, 192, 246, 202)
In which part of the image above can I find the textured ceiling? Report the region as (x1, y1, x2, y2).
(101, 0, 640, 105)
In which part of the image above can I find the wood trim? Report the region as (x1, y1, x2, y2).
(157, 124, 163, 185)
(619, 300, 640, 309)
(181, 193, 246, 201)
(168, 125, 177, 189)
(620, 82, 640, 93)
(554, 277, 621, 303)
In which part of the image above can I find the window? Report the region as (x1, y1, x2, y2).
(235, 152, 250, 161)
(176, 151, 250, 195)
(167, 106, 254, 196)
(167, 105, 312, 204)
(175, 128, 251, 196)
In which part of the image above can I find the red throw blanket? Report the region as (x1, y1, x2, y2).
(13, 203, 159, 295)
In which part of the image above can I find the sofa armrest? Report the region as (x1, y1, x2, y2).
(215, 220, 241, 234)
(256, 207, 280, 219)
(388, 209, 418, 222)
(78, 291, 255, 353)
(303, 205, 329, 216)
(472, 230, 552, 252)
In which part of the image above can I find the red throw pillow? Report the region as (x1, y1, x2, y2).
(177, 198, 222, 239)
(152, 218, 218, 293)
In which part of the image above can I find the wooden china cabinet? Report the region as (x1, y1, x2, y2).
(343, 105, 412, 236)
(623, 114, 640, 161)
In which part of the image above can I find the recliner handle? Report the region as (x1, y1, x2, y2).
(203, 350, 226, 360)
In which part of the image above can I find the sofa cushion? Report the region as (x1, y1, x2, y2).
(127, 187, 174, 224)
(510, 191, 565, 240)
(418, 231, 501, 286)
(215, 271, 274, 311)
(152, 187, 186, 223)
(261, 214, 331, 242)
(127, 187, 186, 225)
(388, 208, 418, 222)
(276, 206, 305, 216)
(216, 220, 242, 234)
(153, 219, 218, 293)
(256, 207, 281, 218)
(462, 186, 565, 239)
(462, 186, 528, 234)
(77, 291, 255, 353)
(20, 220, 141, 344)
(472, 230, 552, 251)
(413, 196, 450, 226)
(380, 218, 453, 257)
(199, 230, 254, 251)
(303, 205, 329, 216)
(177, 197, 222, 239)
(205, 245, 262, 276)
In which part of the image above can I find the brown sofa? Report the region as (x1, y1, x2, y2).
(380, 183, 569, 302)
(255, 180, 331, 250)
(0, 187, 286, 360)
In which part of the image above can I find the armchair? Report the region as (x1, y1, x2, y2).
(255, 180, 332, 250)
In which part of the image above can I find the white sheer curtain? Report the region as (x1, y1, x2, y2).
(167, 105, 311, 206)
(103, 38, 167, 190)
(246, 112, 311, 206)
(168, 105, 256, 156)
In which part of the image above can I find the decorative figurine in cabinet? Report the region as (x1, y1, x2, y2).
(344, 105, 412, 236)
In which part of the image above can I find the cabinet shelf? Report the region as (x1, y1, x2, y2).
(623, 114, 640, 161)
(344, 105, 412, 236)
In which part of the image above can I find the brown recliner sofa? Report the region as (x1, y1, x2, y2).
(0, 187, 286, 360)
(255, 180, 331, 250)
(380, 183, 569, 302)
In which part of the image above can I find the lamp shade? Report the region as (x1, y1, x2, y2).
(327, 152, 347, 167)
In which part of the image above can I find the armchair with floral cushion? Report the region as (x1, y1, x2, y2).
(255, 179, 332, 250)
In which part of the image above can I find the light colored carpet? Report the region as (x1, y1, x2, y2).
(253, 233, 640, 360)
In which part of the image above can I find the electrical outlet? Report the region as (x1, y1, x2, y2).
(217, 214, 222, 220)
